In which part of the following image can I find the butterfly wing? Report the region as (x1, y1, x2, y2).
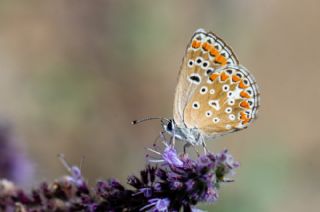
(183, 65, 260, 138)
(173, 29, 239, 127)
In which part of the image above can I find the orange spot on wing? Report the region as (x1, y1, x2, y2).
(210, 73, 219, 81)
(209, 47, 219, 57)
(239, 81, 248, 89)
(232, 75, 241, 82)
(202, 42, 212, 51)
(192, 40, 201, 48)
(214, 55, 227, 65)
(240, 91, 250, 98)
(240, 111, 250, 125)
(240, 101, 250, 109)
(242, 119, 249, 125)
(220, 72, 229, 81)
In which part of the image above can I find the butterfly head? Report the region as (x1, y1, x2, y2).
(162, 119, 184, 140)
(162, 119, 204, 145)
(162, 119, 174, 133)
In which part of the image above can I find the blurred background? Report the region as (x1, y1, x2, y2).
(0, 0, 319, 211)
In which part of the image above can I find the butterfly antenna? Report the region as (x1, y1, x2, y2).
(131, 117, 169, 125)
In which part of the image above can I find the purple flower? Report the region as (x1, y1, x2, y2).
(162, 146, 183, 167)
(0, 122, 33, 185)
(0, 142, 239, 211)
(142, 188, 152, 198)
(141, 198, 170, 212)
(204, 187, 219, 202)
(154, 198, 170, 211)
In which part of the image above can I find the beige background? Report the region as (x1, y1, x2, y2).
(0, 0, 319, 211)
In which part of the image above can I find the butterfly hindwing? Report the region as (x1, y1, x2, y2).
(183, 65, 260, 137)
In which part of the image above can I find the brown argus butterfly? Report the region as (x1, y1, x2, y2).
(133, 29, 260, 149)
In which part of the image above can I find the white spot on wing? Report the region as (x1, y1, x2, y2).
(188, 73, 201, 84)
(201, 60, 209, 69)
(225, 107, 232, 114)
(200, 86, 208, 94)
(229, 114, 235, 120)
(232, 86, 242, 98)
(192, 101, 200, 109)
(205, 110, 212, 117)
(208, 100, 220, 110)
(220, 50, 230, 59)
(212, 117, 220, 123)
(187, 59, 194, 68)
(222, 85, 230, 92)
(195, 57, 203, 66)
(228, 99, 235, 105)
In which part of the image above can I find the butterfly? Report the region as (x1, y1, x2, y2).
(161, 29, 260, 149)
(133, 29, 260, 149)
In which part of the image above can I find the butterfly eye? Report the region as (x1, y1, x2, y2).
(188, 60, 194, 67)
(212, 117, 220, 123)
(192, 101, 200, 109)
(222, 85, 230, 92)
(166, 121, 173, 131)
(228, 114, 236, 121)
(225, 107, 232, 114)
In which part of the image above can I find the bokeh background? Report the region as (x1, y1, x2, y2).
(0, 0, 319, 211)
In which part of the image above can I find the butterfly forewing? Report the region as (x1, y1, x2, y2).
(173, 29, 239, 128)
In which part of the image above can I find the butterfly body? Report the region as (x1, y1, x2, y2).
(164, 29, 260, 146)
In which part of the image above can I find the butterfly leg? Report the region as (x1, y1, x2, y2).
(202, 141, 208, 155)
(193, 146, 200, 157)
(183, 143, 191, 154)
(183, 142, 200, 156)
(169, 122, 176, 147)
(169, 134, 176, 147)
(152, 131, 165, 151)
